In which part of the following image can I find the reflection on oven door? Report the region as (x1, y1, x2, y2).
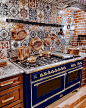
(65, 68, 82, 88)
(32, 74, 65, 106)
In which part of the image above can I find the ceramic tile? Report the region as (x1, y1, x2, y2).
(29, 30, 37, 39)
(44, 26, 50, 32)
(11, 40, 21, 50)
(38, 31, 44, 40)
(9, 0, 19, 6)
(0, 41, 10, 49)
(29, 8, 37, 21)
(51, 13, 56, 24)
(19, 7, 28, 19)
(61, 38, 65, 46)
(38, 26, 44, 31)
(8, 4, 19, 18)
(50, 27, 56, 35)
(21, 40, 29, 47)
(0, 3, 8, 16)
(44, 12, 51, 23)
(0, 28, 9, 40)
(57, 35, 61, 39)
(37, 10, 44, 22)
(65, 39, 70, 45)
(55, 39, 61, 46)
(19, 0, 28, 7)
(29, 24, 38, 31)
(44, 4, 51, 14)
(44, 30, 50, 37)
(36, 0, 44, 11)
(29, 0, 36, 9)
(51, 5, 57, 14)
(57, 16, 62, 24)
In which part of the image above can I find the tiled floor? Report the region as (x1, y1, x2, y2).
(47, 85, 86, 108)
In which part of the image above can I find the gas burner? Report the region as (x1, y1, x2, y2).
(52, 60, 58, 63)
(12, 55, 64, 69)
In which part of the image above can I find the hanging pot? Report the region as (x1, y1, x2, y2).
(11, 24, 27, 41)
(30, 37, 42, 51)
(43, 36, 52, 47)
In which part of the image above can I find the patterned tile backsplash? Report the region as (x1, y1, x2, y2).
(0, 0, 74, 58)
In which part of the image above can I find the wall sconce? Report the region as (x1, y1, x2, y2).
(70, 24, 75, 31)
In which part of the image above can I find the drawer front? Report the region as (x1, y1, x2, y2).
(0, 84, 23, 108)
(0, 74, 23, 91)
(11, 103, 24, 108)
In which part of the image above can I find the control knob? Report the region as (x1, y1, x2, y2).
(40, 73, 43, 77)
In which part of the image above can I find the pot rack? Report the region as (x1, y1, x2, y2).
(6, 19, 64, 27)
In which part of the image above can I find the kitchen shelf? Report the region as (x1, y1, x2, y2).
(6, 19, 64, 27)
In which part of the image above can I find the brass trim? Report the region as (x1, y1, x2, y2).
(32, 81, 80, 108)
(34, 73, 66, 86)
(68, 67, 83, 74)
(1, 81, 13, 87)
(32, 71, 66, 83)
(2, 96, 14, 103)
(66, 65, 82, 72)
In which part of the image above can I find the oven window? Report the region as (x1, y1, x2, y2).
(37, 77, 61, 97)
(68, 70, 78, 83)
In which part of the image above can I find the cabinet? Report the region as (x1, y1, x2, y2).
(0, 74, 24, 108)
(81, 57, 86, 86)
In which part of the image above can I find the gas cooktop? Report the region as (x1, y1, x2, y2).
(12, 56, 63, 69)
(11, 55, 81, 70)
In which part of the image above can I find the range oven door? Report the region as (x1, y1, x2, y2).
(31, 73, 65, 106)
(65, 67, 82, 88)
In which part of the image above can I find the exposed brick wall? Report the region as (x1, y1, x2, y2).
(72, 10, 86, 53)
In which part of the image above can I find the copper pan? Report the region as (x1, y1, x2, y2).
(30, 37, 42, 51)
(11, 24, 27, 41)
(41, 51, 52, 58)
(43, 35, 52, 47)
(27, 56, 37, 64)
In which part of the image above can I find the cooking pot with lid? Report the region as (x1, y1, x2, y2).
(17, 45, 31, 60)
(27, 56, 37, 64)
(67, 46, 80, 56)
(41, 51, 52, 58)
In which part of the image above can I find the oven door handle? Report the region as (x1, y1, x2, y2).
(34, 73, 66, 87)
(68, 67, 83, 74)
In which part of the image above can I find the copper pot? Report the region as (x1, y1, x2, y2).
(27, 56, 37, 64)
(68, 47, 80, 56)
(41, 51, 52, 58)
(11, 24, 27, 41)
(17, 45, 31, 60)
(30, 37, 42, 51)
(43, 36, 52, 47)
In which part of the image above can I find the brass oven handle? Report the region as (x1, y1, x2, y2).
(2, 96, 14, 103)
(34, 73, 66, 86)
(68, 67, 83, 74)
(1, 81, 13, 87)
